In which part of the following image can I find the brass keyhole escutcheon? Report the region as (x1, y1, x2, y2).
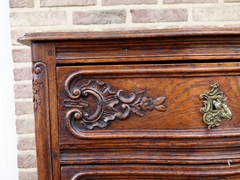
(199, 83, 232, 130)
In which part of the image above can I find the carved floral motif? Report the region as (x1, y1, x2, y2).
(32, 64, 43, 109)
(64, 79, 166, 132)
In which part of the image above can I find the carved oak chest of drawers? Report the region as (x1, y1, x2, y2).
(18, 28, 240, 180)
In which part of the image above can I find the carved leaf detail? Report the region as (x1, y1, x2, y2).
(131, 105, 144, 117)
(36, 78, 43, 84)
(34, 94, 41, 104)
(155, 105, 166, 111)
(153, 97, 166, 106)
(101, 111, 116, 123)
(97, 120, 107, 128)
(132, 91, 145, 105)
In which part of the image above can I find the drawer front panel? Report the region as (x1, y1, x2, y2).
(55, 36, 240, 64)
(61, 164, 240, 180)
(57, 62, 240, 149)
(60, 148, 240, 165)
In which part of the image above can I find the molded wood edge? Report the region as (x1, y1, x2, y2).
(17, 27, 240, 46)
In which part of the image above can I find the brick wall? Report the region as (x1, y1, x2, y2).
(10, 0, 240, 179)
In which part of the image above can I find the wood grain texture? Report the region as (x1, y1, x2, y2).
(54, 36, 240, 64)
(31, 44, 53, 180)
(17, 27, 240, 46)
(61, 164, 240, 179)
(60, 148, 240, 165)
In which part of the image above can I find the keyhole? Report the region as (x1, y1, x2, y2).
(212, 104, 216, 110)
(212, 100, 220, 110)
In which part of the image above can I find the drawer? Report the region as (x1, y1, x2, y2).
(57, 62, 240, 139)
(61, 164, 240, 180)
(57, 62, 240, 165)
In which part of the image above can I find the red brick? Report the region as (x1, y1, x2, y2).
(10, 0, 34, 8)
(18, 152, 37, 168)
(102, 0, 157, 5)
(12, 49, 31, 63)
(14, 67, 32, 81)
(224, 0, 240, 2)
(15, 84, 32, 98)
(132, 9, 188, 23)
(224, 24, 240, 27)
(10, 12, 67, 27)
(11, 30, 27, 45)
(193, 7, 240, 21)
(73, 10, 126, 25)
(18, 135, 36, 150)
(103, 26, 150, 31)
(40, 0, 96, 7)
(19, 169, 38, 180)
(15, 101, 33, 115)
(16, 118, 35, 134)
(163, 0, 217, 3)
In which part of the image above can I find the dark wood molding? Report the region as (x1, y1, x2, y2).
(18, 27, 240, 46)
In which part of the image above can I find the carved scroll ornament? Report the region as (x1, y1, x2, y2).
(200, 83, 232, 130)
(64, 76, 166, 132)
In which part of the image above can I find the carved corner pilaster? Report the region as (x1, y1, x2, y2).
(32, 62, 53, 178)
